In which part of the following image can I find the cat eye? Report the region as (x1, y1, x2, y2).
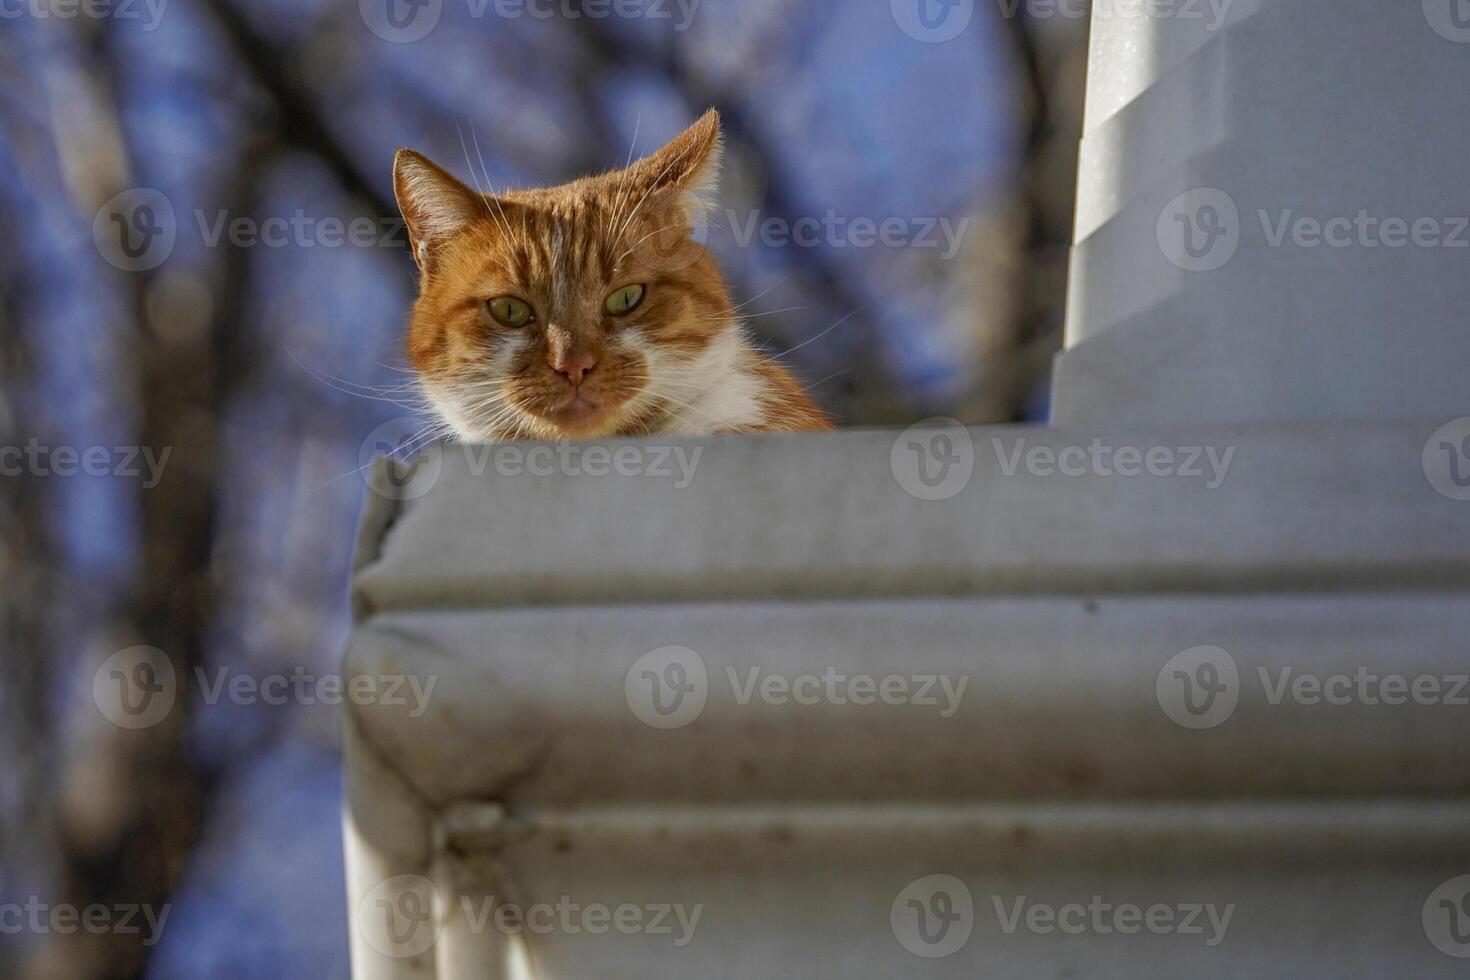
(604, 284, 646, 317)
(487, 296, 534, 328)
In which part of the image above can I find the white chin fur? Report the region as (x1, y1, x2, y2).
(425, 323, 769, 442)
(630, 324, 768, 435)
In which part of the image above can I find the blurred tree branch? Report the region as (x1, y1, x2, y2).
(23, 13, 266, 980)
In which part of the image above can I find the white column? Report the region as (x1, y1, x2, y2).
(1056, 0, 1470, 425)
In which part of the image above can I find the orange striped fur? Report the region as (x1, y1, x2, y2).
(393, 110, 833, 442)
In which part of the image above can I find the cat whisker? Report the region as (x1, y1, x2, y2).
(602, 113, 643, 242)
(471, 122, 518, 244)
(700, 305, 810, 323)
(769, 306, 867, 362)
(318, 420, 445, 490)
(455, 117, 515, 244)
(287, 348, 433, 409)
(721, 273, 796, 318)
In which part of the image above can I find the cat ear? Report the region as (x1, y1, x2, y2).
(628, 109, 724, 226)
(393, 149, 485, 273)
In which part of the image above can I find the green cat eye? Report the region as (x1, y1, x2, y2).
(487, 296, 534, 328)
(604, 284, 646, 317)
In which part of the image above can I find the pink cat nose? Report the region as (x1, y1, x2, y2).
(551, 349, 597, 385)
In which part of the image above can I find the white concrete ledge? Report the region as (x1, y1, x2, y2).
(345, 593, 1470, 807)
(352, 421, 1470, 614)
(342, 422, 1470, 978)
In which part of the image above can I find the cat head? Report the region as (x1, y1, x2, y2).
(394, 110, 732, 441)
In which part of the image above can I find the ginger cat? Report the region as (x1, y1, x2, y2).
(393, 110, 832, 441)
